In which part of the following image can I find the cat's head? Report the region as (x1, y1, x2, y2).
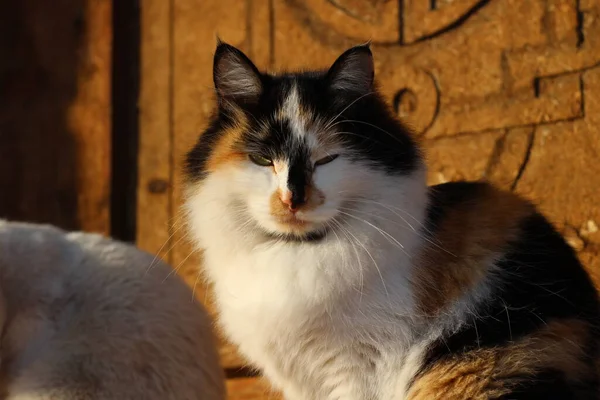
(185, 42, 424, 242)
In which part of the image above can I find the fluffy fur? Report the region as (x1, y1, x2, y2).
(0, 220, 225, 400)
(185, 42, 600, 399)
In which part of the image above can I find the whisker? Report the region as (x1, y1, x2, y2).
(192, 271, 203, 301)
(328, 119, 404, 145)
(331, 219, 365, 302)
(337, 210, 408, 256)
(145, 222, 186, 275)
(342, 201, 456, 257)
(473, 316, 481, 349)
(323, 92, 375, 131)
(351, 198, 425, 228)
(329, 131, 393, 148)
(344, 200, 416, 231)
(334, 218, 390, 299)
(163, 249, 197, 283)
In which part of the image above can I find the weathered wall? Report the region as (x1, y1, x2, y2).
(139, 1, 600, 398)
(0, 0, 112, 233)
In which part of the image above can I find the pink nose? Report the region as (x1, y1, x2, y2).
(280, 195, 298, 212)
(280, 190, 305, 212)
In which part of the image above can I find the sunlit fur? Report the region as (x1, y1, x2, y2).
(0, 221, 225, 400)
(185, 43, 600, 399)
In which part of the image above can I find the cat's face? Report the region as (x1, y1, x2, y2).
(186, 42, 422, 241)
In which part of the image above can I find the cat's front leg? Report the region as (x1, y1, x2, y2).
(322, 383, 371, 400)
(259, 364, 308, 400)
(263, 365, 368, 400)
(281, 388, 307, 400)
(282, 386, 364, 400)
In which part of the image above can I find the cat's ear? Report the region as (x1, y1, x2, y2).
(326, 43, 374, 94)
(213, 40, 262, 103)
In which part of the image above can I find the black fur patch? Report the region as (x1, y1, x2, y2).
(425, 212, 598, 356)
(417, 185, 600, 390)
(185, 110, 231, 181)
(287, 151, 309, 208)
(423, 181, 487, 236)
(500, 369, 593, 399)
(265, 228, 329, 243)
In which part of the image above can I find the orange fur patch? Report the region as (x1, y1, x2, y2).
(414, 184, 534, 316)
(269, 189, 293, 218)
(407, 319, 593, 399)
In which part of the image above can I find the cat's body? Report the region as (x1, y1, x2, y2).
(0, 220, 225, 400)
(185, 42, 599, 399)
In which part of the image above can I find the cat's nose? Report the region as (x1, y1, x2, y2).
(280, 190, 305, 212)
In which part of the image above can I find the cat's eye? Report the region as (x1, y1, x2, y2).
(248, 154, 273, 167)
(314, 154, 339, 167)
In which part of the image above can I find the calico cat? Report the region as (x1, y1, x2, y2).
(0, 220, 225, 400)
(184, 41, 600, 399)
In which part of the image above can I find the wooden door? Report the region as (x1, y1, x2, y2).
(138, 1, 600, 398)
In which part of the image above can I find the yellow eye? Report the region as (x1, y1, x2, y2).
(315, 154, 339, 167)
(249, 154, 273, 167)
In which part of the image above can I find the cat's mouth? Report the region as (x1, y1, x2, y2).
(276, 213, 309, 227)
(265, 219, 329, 242)
(270, 212, 329, 240)
(234, 197, 330, 241)
(274, 216, 314, 236)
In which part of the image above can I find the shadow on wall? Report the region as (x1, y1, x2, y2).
(0, 0, 83, 230)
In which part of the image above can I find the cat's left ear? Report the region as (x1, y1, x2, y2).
(213, 40, 263, 103)
(326, 43, 374, 95)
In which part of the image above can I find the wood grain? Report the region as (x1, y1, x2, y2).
(137, 0, 173, 258)
(68, 0, 112, 234)
(0, 0, 112, 233)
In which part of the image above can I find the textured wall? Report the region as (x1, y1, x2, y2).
(138, 1, 600, 398)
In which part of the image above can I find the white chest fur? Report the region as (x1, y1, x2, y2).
(186, 171, 432, 399)
(202, 234, 430, 400)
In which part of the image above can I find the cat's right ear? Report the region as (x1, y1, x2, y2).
(213, 40, 263, 104)
(326, 43, 374, 95)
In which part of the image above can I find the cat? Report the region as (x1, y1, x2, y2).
(0, 220, 225, 400)
(184, 41, 600, 399)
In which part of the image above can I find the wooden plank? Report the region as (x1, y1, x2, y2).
(137, 0, 173, 257)
(168, 0, 272, 369)
(0, 0, 112, 233)
(170, 0, 248, 368)
(68, 0, 112, 234)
